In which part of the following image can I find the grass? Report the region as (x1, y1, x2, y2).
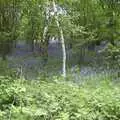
(0, 74, 120, 120)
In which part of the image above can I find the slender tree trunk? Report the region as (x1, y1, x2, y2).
(41, 4, 50, 65)
(42, 2, 49, 44)
(42, 25, 49, 55)
(43, 26, 49, 43)
(52, 0, 66, 77)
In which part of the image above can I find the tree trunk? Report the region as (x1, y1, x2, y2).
(41, 4, 49, 66)
(52, 0, 66, 77)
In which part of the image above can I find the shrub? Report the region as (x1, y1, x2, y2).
(0, 76, 26, 119)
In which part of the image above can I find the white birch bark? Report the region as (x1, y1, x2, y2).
(42, 5, 49, 42)
(41, 3, 50, 61)
(43, 26, 48, 42)
(52, 0, 66, 77)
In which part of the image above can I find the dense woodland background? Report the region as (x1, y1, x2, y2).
(0, 0, 120, 120)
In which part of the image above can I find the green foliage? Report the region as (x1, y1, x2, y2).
(0, 61, 19, 78)
(103, 42, 120, 68)
(0, 76, 120, 120)
(0, 76, 26, 120)
(0, 0, 120, 119)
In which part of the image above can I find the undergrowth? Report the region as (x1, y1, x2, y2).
(0, 75, 120, 120)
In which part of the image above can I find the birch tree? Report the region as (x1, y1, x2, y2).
(52, 0, 66, 77)
(41, 2, 50, 62)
